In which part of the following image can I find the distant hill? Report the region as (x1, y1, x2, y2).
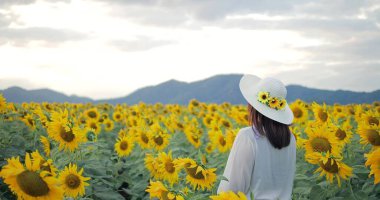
(1, 74, 379, 104)
(0, 86, 93, 103)
(99, 74, 380, 105)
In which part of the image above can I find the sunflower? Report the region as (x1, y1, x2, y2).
(225, 128, 238, 149)
(145, 154, 161, 179)
(220, 118, 232, 129)
(312, 102, 329, 123)
(86, 119, 102, 135)
(21, 113, 36, 130)
(333, 104, 346, 121)
(40, 136, 51, 156)
(277, 98, 287, 110)
(357, 123, 380, 148)
(290, 101, 309, 124)
(304, 122, 341, 156)
(31, 150, 58, 176)
(205, 143, 214, 154)
(59, 163, 90, 198)
(84, 108, 100, 120)
(333, 120, 353, 145)
(268, 97, 280, 109)
(212, 131, 230, 153)
(184, 126, 202, 148)
(112, 111, 123, 122)
(149, 123, 170, 151)
(0, 93, 6, 112)
(289, 125, 306, 149)
(48, 111, 86, 152)
(157, 151, 180, 185)
(136, 130, 151, 149)
(203, 115, 214, 128)
(359, 110, 379, 127)
(103, 119, 114, 132)
(307, 152, 352, 187)
(115, 136, 135, 157)
(117, 128, 127, 138)
(210, 191, 248, 200)
(257, 91, 269, 104)
(175, 158, 217, 191)
(146, 180, 183, 200)
(0, 153, 63, 199)
(151, 132, 170, 151)
(33, 107, 48, 128)
(365, 148, 380, 184)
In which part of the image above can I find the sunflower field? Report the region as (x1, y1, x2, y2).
(0, 93, 379, 200)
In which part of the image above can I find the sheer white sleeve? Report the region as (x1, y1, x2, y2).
(217, 129, 255, 194)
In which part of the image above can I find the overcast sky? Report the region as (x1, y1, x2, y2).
(0, 0, 379, 99)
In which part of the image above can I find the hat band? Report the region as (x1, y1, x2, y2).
(257, 91, 287, 111)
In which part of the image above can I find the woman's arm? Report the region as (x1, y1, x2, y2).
(217, 129, 256, 194)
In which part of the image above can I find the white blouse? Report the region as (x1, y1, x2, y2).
(217, 126, 296, 200)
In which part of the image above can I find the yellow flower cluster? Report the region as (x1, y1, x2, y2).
(257, 91, 287, 110)
(0, 151, 90, 199)
(1, 92, 380, 199)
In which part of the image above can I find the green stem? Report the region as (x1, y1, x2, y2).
(349, 179, 357, 200)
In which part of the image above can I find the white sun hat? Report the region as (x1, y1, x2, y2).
(239, 74, 294, 125)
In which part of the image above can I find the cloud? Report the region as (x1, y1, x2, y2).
(0, 78, 39, 89)
(0, 27, 88, 46)
(108, 36, 176, 52)
(0, 0, 70, 7)
(273, 62, 380, 92)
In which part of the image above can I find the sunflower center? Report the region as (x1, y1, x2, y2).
(318, 110, 328, 122)
(60, 126, 75, 142)
(165, 160, 175, 173)
(65, 174, 81, 189)
(335, 128, 347, 140)
(311, 137, 331, 153)
(16, 170, 50, 197)
(141, 133, 149, 144)
(336, 108, 342, 112)
(293, 107, 303, 118)
(222, 121, 231, 128)
(177, 123, 184, 129)
(349, 108, 355, 115)
(90, 122, 97, 130)
(366, 129, 380, 146)
(219, 136, 226, 146)
(261, 94, 267, 100)
(192, 136, 199, 143)
(154, 136, 164, 145)
(368, 117, 379, 126)
(88, 111, 97, 118)
(185, 163, 205, 180)
(120, 141, 128, 150)
(106, 122, 112, 128)
(27, 118, 34, 126)
(192, 101, 199, 106)
(319, 158, 339, 173)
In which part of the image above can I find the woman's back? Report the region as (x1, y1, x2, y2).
(249, 125, 296, 199)
(217, 126, 296, 200)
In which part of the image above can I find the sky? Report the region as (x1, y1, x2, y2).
(0, 0, 379, 99)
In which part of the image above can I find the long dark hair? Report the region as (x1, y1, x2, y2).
(248, 103, 291, 149)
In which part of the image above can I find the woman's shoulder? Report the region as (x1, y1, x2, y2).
(236, 126, 258, 142)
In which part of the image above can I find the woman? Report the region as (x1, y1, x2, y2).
(217, 74, 296, 200)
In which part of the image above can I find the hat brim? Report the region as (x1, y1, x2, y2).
(239, 74, 294, 125)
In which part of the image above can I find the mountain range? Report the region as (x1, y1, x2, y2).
(1, 74, 379, 105)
